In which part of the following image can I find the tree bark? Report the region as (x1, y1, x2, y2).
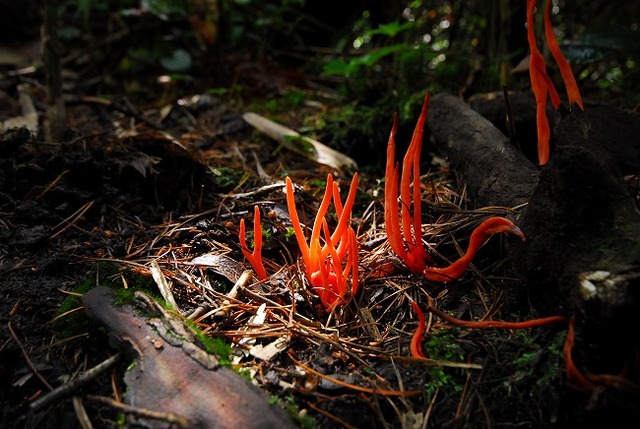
(427, 91, 640, 379)
(427, 93, 539, 209)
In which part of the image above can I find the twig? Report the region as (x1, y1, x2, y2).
(85, 395, 193, 429)
(307, 401, 358, 429)
(503, 85, 518, 148)
(214, 269, 252, 317)
(50, 200, 95, 239)
(288, 351, 422, 397)
(72, 396, 94, 429)
(30, 352, 122, 412)
(149, 259, 180, 311)
(42, 0, 66, 143)
(35, 170, 69, 200)
(7, 322, 53, 391)
(426, 305, 567, 329)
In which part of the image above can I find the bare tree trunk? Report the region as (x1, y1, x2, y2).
(427, 93, 539, 209)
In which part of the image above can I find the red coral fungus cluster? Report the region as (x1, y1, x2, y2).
(239, 205, 268, 281)
(384, 92, 526, 282)
(285, 174, 360, 311)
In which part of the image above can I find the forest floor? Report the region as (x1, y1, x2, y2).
(1, 51, 639, 429)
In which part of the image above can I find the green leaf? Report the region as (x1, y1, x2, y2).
(141, 0, 189, 18)
(160, 49, 192, 72)
(322, 44, 407, 77)
(365, 21, 415, 38)
(322, 59, 352, 76)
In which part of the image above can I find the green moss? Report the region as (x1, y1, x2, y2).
(112, 287, 137, 306)
(209, 166, 245, 191)
(236, 367, 253, 382)
(247, 89, 307, 115)
(425, 366, 464, 400)
(425, 328, 464, 362)
(183, 319, 233, 366)
(422, 328, 466, 400)
(52, 279, 95, 339)
(284, 226, 296, 241)
(123, 269, 156, 291)
(56, 277, 94, 317)
(53, 261, 159, 338)
(53, 262, 121, 338)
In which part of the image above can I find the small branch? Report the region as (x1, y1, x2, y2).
(30, 353, 122, 413)
(85, 395, 193, 429)
(7, 322, 53, 391)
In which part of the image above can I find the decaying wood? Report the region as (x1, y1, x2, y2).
(470, 91, 640, 176)
(83, 287, 296, 429)
(426, 92, 640, 376)
(513, 142, 640, 360)
(427, 93, 539, 209)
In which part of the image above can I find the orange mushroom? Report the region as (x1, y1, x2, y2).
(526, 0, 584, 164)
(384, 91, 431, 274)
(543, 0, 584, 110)
(285, 173, 360, 310)
(239, 205, 268, 280)
(410, 301, 428, 359)
(563, 318, 596, 392)
(385, 93, 525, 282)
(423, 217, 526, 282)
(409, 301, 568, 365)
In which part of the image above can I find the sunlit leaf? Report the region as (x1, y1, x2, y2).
(283, 135, 317, 156)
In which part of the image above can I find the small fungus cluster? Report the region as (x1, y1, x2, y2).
(285, 174, 360, 311)
(239, 92, 525, 312)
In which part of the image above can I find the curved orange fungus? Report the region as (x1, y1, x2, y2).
(410, 301, 428, 359)
(422, 217, 526, 282)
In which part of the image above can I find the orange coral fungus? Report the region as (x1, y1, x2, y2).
(384, 93, 525, 282)
(563, 319, 640, 393)
(411, 304, 640, 393)
(239, 205, 268, 280)
(410, 301, 428, 359)
(424, 304, 566, 329)
(423, 217, 526, 282)
(527, 0, 584, 164)
(285, 173, 360, 311)
(410, 302, 567, 361)
(385, 91, 431, 274)
(543, 0, 583, 110)
(563, 318, 596, 392)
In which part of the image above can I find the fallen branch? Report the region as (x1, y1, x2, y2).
(428, 93, 538, 209)
(29, 353, 122, 413)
